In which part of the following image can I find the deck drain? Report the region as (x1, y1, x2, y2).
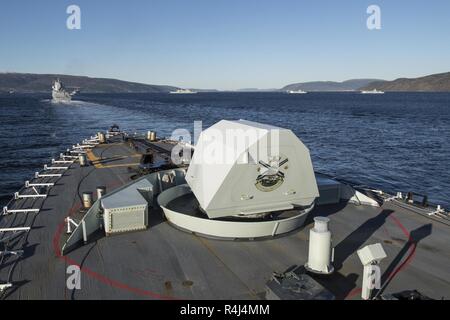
(182, 280, 194, 287)
(164, 281, 173, 290)
(383, 240, 393, 244)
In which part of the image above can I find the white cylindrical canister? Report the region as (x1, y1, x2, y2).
(305, 217, 334, 274)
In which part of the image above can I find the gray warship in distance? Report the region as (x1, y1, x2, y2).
(0, 119, 449, 300)
(52, 79, 77, 102)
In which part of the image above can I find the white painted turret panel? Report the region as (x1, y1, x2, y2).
(186, 120, 319, 218)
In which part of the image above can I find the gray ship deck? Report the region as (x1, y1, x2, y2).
(1, 137, 449, 300)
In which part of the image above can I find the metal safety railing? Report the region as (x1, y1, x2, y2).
(314, 170, 449, 223)
(0, 130, 113, 297)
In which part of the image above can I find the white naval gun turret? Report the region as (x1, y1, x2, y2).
(186, 120, 319, 219)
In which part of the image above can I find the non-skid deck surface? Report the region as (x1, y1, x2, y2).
(2, 141, 450, 300)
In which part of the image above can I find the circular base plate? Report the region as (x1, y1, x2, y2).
(158, 184, 315, 239)
(304, 263, 335, 275)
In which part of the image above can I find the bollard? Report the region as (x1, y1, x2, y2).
(407, 192, 414, 203)
(82, 192, 93, 209)
(96, 186, 106, 199)
(79, 154, 88, 167)
(98, 132, 106, 144)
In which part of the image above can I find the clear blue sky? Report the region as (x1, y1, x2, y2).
(1, 0, 449, 90)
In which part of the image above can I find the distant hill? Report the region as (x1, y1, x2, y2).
(0, 73, 178, 93)
(361, 72, 450, 92)
(282, 79, 384, 92)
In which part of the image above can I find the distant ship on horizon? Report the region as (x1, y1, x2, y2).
(286, 89, 308, 94)
(361, 88, 384, 94)
(52, 79, 78, 102)
(169, 88, 197, 94)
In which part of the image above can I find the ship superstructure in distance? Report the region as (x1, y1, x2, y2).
(169, 88, 197, 94)
(51, 79, 78, 102)
(286, 89, 308, 94)
(0, 120, 449, 300)
(361, 89, 384, 94)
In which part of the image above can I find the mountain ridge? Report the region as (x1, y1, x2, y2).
(3, 71, 450, 94)
(0, 73, 178, 93)
(282, 79, 385, 92)
(360, 72, 450, 92)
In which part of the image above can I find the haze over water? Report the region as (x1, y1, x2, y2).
(1, 92, 449, 207)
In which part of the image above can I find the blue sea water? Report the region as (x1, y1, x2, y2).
(0, 92, 449, 207)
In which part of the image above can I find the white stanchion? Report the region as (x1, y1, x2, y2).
(60, 153, 78, 159)
(25, 181, 54, 188)
(3, 206, 39, 215)
(65, 217, 79, 234)
(428, 205, 446, 216)
(69, 150, 86, 154)
(35, 172, 62, 178)
(384, 192, 403, 202)
(83, 139, 99, 144)
(44, 164, 69, 170)
(52, 159, 74, 164)
(14, 191, 46, 200)
(0, 227, 31, 232)
(73, 144, 95, 149)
